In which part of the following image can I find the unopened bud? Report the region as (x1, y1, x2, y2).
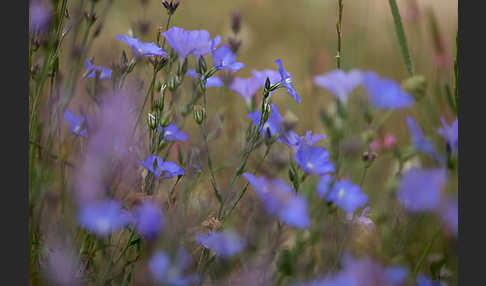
(162, 0, 180, 15)
(402, 75, 427, 100)
(262, 102, 272, 124)
(361, 151, 377, 163)
(197, 56, 207, 75)
(193, 105, 205, 125)
(230, 11, 242, 34)
(147, 113, 157, 130)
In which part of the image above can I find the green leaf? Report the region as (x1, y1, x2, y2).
(388, 0, 414, 76)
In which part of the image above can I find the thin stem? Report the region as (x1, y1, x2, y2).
(336, 0, 344, 69)
(412, 227, 441, 278)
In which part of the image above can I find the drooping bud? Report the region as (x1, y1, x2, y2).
(230, 11, 242, 34)
(193, 105, 205, 125)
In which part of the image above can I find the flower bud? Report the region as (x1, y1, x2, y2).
(197, 56, 207, 75)
(156, 56, 168, 72)
(162, 0, 180, 15)
(262, 101, 272, 124)
(230, 11, 242, 34)
(193, 105, 205, 125)
(147, 113, 157, 130)
(402, 75, 427, 100)
(361, 151, 377, 163)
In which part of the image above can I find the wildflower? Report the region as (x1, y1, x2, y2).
(295, 144, 335, 175)
(417, 275, 444, 286)
(313, 69, 363, 102)
(437, 198, 458, 237)
(64, 109, 91, 138)
(326, 179, 368, 213)
(384, 133, 397, 149)
(196, 230, 246, 258)
(160, 161, 185, 178)
(186, 69, 223, 88)
(29, 0, 53, 34)
(78, 200, 129, 236)
(406, 117, 444, 163)
(283, 130, 326, 151)
(248, 103, 284, 140)
(212, 42, 245, 72)
(252, 69, 281, 86)
(158, 123, 189, 142)
(316, 174, 333, 199)
(275, 59, 301, 103)
(162, 27, 220, 60)
(149, 248, 199, 285)
(244, 173, 311, 229)
(116, 33, 167, 57)
(437, 117, 458, 154)
(362, 71, 414, 109)
(230, 76, 262, 102)
(397, 168, 447, 212)
(354, 206, 375, 232)
(85, 59, 112, 80)
(139, 155, 185, 179)
(133, 201, 165, 239)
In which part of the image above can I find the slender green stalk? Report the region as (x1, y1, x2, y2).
(388, 0, 414, 76)
(336, 0, 344, 69)
(413, 227, 441, 278)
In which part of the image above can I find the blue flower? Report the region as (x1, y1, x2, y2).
(397, 168, 447, 212)
(244, 173, 311, 229)
(78, 200, 129, 236)
(438, 198, 458, 237)
(362, 71, 414, 109)
(406, 117, 444, 163)
(313, 69, 363, 102)
(275, 59, 301, 103)
(417, 275, 444, 286)
(326, 179, 368, 213)
(252, 69, 281, 86)
(196, 230, 246, 258)
(158, 123, 189, 142)
(30, 0, 53, 34)
(295, 144, 335, 175)
(212, 42, 245, 72)
(160, 161, 185, 178)
(230, 76, 262, 102)
(186, 69, 223, 88)
(139, 155, 184, 179)
(64, 109, 91, 138)
(162, 27, 220, 60)
(282, 130, 326, 151)
(316, 174, 333, 199)
(133, 201, 165, 239)
(85, 59, 112, 80)
(149, 248, 199, 286)
(248, 103, 285, 140)
(437, 117, 458, 154)
(116, 34, 167, 57)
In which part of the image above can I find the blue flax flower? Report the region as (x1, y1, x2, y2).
(85, 59, 112, 80)
(283, 130, 326, 151)
(186, 69, 223, 88)
(295, 144, 335, 175)
(212, 42, 245, 72)
(316, 174, 333, 199)
(417, 275, 444, 286)
(248, 103, 285, 140)
(139, 155, 185, 179)
(64, 109, 91, 138)
(162, 27, 220, 60)
(362, 71, 414, 109)
(158, 123, 189, 142)
(196, 230, 246, 258)
(397, 168, 447, 212)
(313, 69, 363, 102)
(252, 69, 281, 86)
(275, 59, 301, 103)
(244, 173, 311, 229)
(230, 76, 262, 102)
(78, 200, 129, 236)
(160, 161, 185, 178)
(30, 0, 53, 34)
(133, 201, 165, 239)
(149, 248, 199, 286)
(437, 117, 458, 154)
(326, 179, 368, 213)
(116, 34, 167, 57)
(406, 117, 444, 163)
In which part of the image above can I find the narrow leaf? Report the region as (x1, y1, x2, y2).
(388, 0, 414, 76)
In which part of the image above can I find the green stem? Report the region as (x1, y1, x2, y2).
(412, 227, 441, 278)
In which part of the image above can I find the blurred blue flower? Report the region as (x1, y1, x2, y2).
(397, 168, 447, 212)
(295, 144, 335, 175)
(196, 230, 246, 258)
(283, 130, 326, 151)
(186, 69, 223, 88)
(252, 69, 281, 86)
(275, 59, 301, 103)
(314, 69, 363, 102)
(85, 59, 112, 80)
(437, 117, 458, 154)
(149, 248, 199, 286)
(230, 76, 262, 102)
(438, 198, 458, 237)
(417, 275, 444, 286)
(362, 71, 414, 109)
(326, 179, 368, 213)
(116, 34, 167, 57)
(406, 117, 444, 163)
(140, 155, 184, 179)
(317, 174, 333, 199)
(64, 109, 91, 138)
(212, 43, 245, 72)
(30, 0, 53, 34)
(78, 200, 129, 236)
(158, 123, 189, 142)
(248, 103, 285, 140)
(160, 161, 185, 178)
(162, 27, 220, 60)
(244, 173, 311, 229)
(133, 201, 165, 239)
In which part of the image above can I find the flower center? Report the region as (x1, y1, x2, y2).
(338, 188, 346, 199)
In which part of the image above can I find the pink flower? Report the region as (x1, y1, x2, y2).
(369, 140, 381, 152)
(384, 133, 397, 149)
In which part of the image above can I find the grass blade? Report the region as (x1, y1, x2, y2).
(388, 0, 414, 76)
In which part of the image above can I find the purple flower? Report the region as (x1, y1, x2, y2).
(133, 201, 165, 239)
(248, 103, 285, 140)
(196, 230, 246, 258)
(252, 69, 281, 86)
(313, 69, 363, 102)
(317, 174, 333, 199)
(417, 275, 444, 286)
(162, 27, 220, 60)
(244, 173, 311, 229)
(158, 123, 189, 142)
(230, 76, 262, 102)
(186, 69, 223, 88)
(295, 144, 335, 175)
(30, 0, 53, 34)
(326, 179, 368, 213)
(140, 155, 185, 179)
(149, 249, 199, 286)
(437, 198, 458, 237)
(64, 109, 91, 138)
(437, 117, 458, 154)
(85, 59, 112, 80)
(160, 161, 185, 178)
(283, 130, 326, 151)
(78, 200, 130, 236)
(116, 34, 167, 57)
(406, 117, 444, 163)
(397, 168, 447, 212)
(212, 42, 245, 72)
(362, 71, 414, 109)
(275, 59, 301, 103)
